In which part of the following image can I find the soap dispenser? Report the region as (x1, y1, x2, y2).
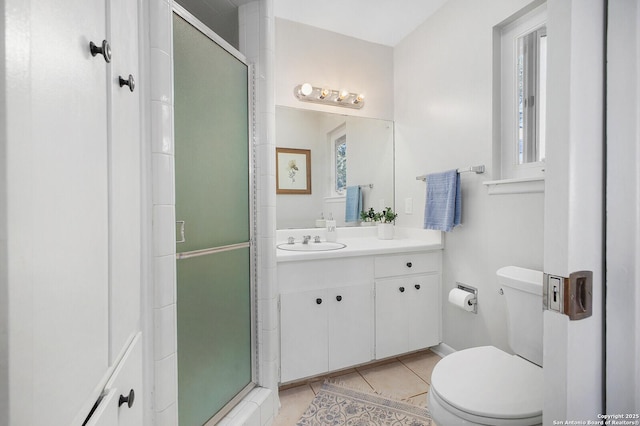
(315, 212, 326, 228)
(325, 213, 337, 242)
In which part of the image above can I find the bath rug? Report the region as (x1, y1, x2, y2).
(296, 381, 432, 425)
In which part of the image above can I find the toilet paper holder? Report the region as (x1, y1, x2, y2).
(455, 283, 478, 314)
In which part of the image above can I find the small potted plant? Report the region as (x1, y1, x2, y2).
(359, 207, 376, 226)
(375, 207, 398, 240)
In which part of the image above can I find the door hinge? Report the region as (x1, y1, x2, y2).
(543, 271, 593, 320)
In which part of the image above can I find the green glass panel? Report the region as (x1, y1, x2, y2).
(173, 13, 252, 425)
(177, 248, 252, 425)
(174, 14, 249, 252)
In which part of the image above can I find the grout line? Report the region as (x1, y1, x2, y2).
(398, 358, 432, 386)
(354, 369, 375, 392)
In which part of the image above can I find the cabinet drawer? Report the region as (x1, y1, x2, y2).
(375, 251, 440, 278)
(105, 333, 143, 426)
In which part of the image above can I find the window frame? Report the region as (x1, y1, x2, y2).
(500, 4, 547, 181)
(327, 123, 347, 197)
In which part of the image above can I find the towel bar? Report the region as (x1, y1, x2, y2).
(416, 165, 485, 181)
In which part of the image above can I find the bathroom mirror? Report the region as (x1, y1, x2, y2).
(276, 106, 394, 229)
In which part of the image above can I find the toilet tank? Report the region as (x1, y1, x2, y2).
(497, 266, 544, 366)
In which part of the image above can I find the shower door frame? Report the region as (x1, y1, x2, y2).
(172, 4, 258, 424)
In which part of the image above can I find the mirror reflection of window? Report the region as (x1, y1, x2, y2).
(335, 134, 347, 193)
(517, 25, 547, 165)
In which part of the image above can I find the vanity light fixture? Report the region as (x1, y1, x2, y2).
(294, 83, 365, 109)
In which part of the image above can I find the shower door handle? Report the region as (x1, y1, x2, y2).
(176, 220, 186, 243)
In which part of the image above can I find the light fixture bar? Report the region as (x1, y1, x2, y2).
(294, 84, 365, 109)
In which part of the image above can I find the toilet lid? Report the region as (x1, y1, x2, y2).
(431, 346, 543, 420)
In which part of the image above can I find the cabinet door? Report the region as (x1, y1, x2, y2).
(84, 390, 119, 426)
(375, 278, 410, 359)
(408, 275, 441, 351)
(106, 333, 143, 426)
(108, 0, 142, 363)
(328, 284, 374, 371)
(280, 290, 328, 382)
(26, 1, 110, 424)
(85, 334, 142, 426)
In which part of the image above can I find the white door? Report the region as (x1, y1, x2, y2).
(408, 274, 440, 352)
(25, 1, 111, 424)
(543, 0, 604, 421)
(327, 284, 373, 371)
(280, 290, 328, 382)
(605, 0, 640, 413)
(375, 278, 410, 359)
(107, 0, 142, 364)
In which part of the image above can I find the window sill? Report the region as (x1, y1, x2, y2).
(482, 176, 545, 195)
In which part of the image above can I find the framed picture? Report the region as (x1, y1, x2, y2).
(276, 148, 311, 194)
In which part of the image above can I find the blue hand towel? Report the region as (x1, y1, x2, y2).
(424, 169, 461, 232)
(345, 186, 362, 223)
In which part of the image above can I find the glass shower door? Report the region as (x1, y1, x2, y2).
(173, 13, 252, 426)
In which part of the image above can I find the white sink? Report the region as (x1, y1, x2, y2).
(277, 241, 347, 252)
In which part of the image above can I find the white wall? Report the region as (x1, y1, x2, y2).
(275, 18, 394, 121)
(393, 0, 544, 353)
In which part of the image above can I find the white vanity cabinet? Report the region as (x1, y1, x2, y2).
(279, 257, 374, 383)
(374, 252, 442, 359)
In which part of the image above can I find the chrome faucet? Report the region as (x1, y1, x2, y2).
(314, 236, 321, 243)
(302, 235, 311, 244)
(287, 236, 295, 245)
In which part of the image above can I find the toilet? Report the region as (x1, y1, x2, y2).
(428, 266, 544, 425)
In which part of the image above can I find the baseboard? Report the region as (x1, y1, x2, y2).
(430, 343, 456, 358)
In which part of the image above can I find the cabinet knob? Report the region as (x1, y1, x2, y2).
(119, 74, 135, 92)
(415, 284, 421, 290)
(316, 298, 322, 305)
(399, 286, 405, 293)
(89, 40, 112, 63)
(118, 389, 135, 408)
(336, 295, 342, 302)
(406, 262, 412, 268)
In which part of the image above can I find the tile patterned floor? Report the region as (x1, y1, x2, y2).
(273, 349, 442, 426)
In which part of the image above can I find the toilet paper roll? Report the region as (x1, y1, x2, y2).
(448, 288, 476, 312)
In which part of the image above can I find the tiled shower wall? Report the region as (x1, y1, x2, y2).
(147, 0, 278, 424)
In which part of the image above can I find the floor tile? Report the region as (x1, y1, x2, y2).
(273, 385, 315, 426)
(400, 350, 442, 384)
(309, 371, 373, 394)
(357, 360, 429, 399)
(407, 390, 429, 408)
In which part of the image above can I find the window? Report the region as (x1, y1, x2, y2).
(517, 25, 547, 164)
(335, 134, 347, 193)
(328, 123, 347, 196)
(499, 4, 547, 181)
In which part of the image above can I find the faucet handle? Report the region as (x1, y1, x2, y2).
(287, 237, 295, 244)
(314, 236, 321, 243)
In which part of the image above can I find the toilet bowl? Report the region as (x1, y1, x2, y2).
(428, 346, 542, 425)
(428, 266, 544, 425)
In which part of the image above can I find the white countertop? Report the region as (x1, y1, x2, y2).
(276, 226, 443, 262)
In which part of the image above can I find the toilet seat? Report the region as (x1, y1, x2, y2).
(429, 346, 543, 425)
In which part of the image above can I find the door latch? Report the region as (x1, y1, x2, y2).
(543, 271, 593, 320)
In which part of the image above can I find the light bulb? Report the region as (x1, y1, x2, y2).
(337, 90, 349, 101)
(354, 94, 365, 104)
(319, 88, 330, 99)
(300, 83, 313, 97)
